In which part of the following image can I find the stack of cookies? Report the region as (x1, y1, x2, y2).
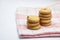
(39, 8, 52, 26)
(27, 16, 40, 30)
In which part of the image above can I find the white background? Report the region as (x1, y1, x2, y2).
(0, 0, 60, 40)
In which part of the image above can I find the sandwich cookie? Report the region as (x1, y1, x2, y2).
(40, 19, 51, 24)
(41, 22, 51, 26)
(28, 25, 40, 30)
(39, 8, 51, 15)
(27, 16, 39, 23)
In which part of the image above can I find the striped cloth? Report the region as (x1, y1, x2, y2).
(16, 7, 60, 38)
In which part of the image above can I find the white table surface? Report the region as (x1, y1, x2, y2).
(0, 0, 60, 40)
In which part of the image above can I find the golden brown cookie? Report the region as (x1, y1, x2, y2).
(39, 13, 52, 18)
(27, 21, 38, 24)
(40, 16, 51, 20)
(28, 25, 40, 30)
(27, 22, 40, 27)
(27, 16, 39, 23)
(40, 19, 51, 24)
(39, 8, 51, 15)
(41, 22, 51, 26)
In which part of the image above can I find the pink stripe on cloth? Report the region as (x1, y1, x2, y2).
(16, 13, 60, 19)
(20, 36, 60, 38)
(20, 32, 60, 38)
(20, 32, 60, 36)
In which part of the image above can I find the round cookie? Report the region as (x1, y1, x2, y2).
(27, 22, 40, 27)
(27, 16, 39, 23)
(40, 16, 51, 20)
(39, 13, 52, 18)
(39, 8, 51, 15)
(41, 22, 51, 26)
(27, 21, 38, 24)
(28, 25, 40, 30)
(40, 19, 51, 24)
